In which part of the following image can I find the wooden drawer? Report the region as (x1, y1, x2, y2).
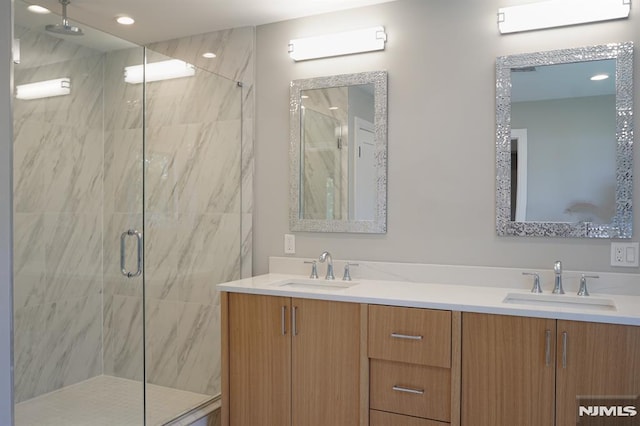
(369, 305, 451, 367)
(370, 359, 451, 422)
(370, 409, 449, 426)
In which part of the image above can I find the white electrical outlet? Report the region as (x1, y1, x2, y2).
(284, 234, 295, 254)
(610, 242, 639, 267)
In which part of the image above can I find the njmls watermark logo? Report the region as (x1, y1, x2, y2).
(577, 395, 639, 425)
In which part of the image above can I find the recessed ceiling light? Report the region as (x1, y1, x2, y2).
(27, 5, 51, 14)
(328, 106, 339, 110)
(116, 16, 135, 25)
(202, 52, 217, 59)
(590, 73, 610, 81)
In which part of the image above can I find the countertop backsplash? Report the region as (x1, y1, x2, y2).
(269, 257, 640, 296)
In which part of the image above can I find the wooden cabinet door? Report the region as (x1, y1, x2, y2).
(291, 298, 361, 426)
(462, 313, 556, 426)
(228, 293, 291, 426)
(556, 321, 640, 426)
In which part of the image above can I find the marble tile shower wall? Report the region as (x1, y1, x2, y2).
(141, 29, 255, 397)
(148, 27, 255, 280)
(12, 27, 106, 402)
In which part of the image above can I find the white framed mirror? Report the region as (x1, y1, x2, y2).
(496, 42, 633, 238)
(289, 71, 387, 233)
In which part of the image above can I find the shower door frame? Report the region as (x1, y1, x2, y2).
(1, 0, 15, 424)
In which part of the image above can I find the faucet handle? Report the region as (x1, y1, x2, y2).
(554, 260, 562, 274)
(343, 263, 359, 281)
(523, 272, 542, 293)
(577, 274, 599, 297)
(304, 260, 318, 279)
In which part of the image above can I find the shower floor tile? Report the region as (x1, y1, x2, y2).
(15, 375, 212, 426)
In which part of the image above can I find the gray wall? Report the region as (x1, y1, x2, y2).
(254, 0, 640, 274)
(0, 0, 14, 422)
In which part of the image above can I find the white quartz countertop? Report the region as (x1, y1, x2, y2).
(217, 273, 640, 326)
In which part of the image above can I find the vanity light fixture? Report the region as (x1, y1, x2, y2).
(590, 73, 610, 81)
(497, 0, 631, 34)
(288, 26, 386, 61)
(16, 78, 71, 100)
(124, 59, 195, 84)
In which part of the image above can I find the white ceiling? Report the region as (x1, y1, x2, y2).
(19, 0, 399, 45)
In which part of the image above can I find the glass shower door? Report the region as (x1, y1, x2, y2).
(13, 1, 147, 424)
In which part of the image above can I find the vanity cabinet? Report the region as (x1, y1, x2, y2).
(221, 292, 366, 426)
(461, 313, 640, 426)
(368, 305, 461, 426)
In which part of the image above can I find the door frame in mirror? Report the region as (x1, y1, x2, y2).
(496, 42, 633, 238)
(289, 70, 388, 233)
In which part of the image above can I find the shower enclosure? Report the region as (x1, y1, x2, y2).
(12, 1, 242, 424)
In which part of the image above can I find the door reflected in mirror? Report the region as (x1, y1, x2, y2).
(290, 71, 387, 233)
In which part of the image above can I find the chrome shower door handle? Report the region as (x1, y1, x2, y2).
(120, 229, 143, 278)
(133, 229, 143, 277)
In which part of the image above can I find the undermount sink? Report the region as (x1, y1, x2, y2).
(502, 292, 616, 311)
(276, 278, 359, 291)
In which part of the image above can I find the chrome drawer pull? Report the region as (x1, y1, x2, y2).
(392, 385, 424, 395)
(390, 333, 423, 341)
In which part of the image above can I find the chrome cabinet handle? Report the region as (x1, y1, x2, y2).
(390, 333, 423, 341)
(281, 306, 287, 336)
(545, 329, 551, 366)
(292, 306, 298, 336)
(392, 385, 424, 395)
(562, 331, 568, 369)
(120, 229, 142, 278)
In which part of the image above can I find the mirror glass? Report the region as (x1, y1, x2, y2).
(290, 71, 387, 233)
(496, 42, 633, 238)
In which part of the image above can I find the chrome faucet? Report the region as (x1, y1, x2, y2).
(552, 260, 564, 294)
(319, 251, 335, 280)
